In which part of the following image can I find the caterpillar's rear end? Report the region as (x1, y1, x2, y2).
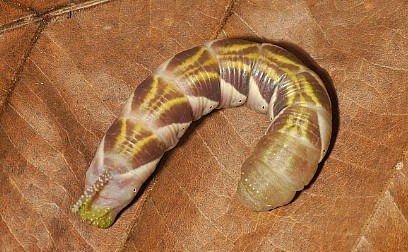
(72, 39, 332, 228)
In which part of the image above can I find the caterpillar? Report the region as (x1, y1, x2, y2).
(72, 39, 332, 228)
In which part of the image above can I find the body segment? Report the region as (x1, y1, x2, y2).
(72, 39, 332, 228)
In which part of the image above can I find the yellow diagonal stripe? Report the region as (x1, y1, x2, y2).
(114, 118, 129, 150)
(114, 119, 158, 158)
(216, 43, 258, 53)
(265, 49, 303, 69)
(173, 47, 207, 72)
(141, 76, 160, 109)
(156, 96, 189, 116)
(218, 52, 260, 61)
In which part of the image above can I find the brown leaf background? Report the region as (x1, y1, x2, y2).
(1, 0, 407, 251)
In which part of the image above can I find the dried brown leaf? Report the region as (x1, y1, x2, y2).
(1, 0, 407, 251)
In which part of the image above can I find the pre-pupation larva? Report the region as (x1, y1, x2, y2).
(72, 39, 332, 228)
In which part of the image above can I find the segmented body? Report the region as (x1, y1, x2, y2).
(72, 39, 332, 228)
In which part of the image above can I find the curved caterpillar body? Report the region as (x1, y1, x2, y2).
(72, 39, 332, 228)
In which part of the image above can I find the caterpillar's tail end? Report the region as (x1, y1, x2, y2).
(72, 170, 114, 229)
(72, 200, 114, 229)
